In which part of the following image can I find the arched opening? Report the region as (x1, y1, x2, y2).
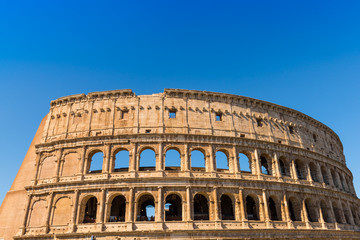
(321, 166, 330, 185)
(279, 157, 289, 177)
(83, 197, 97, 223)
(288, 197, 301, 221)
(220, 195, 235, 220)
(139, 149, 156, 171)
(331, 169, 339, 188)
(309, 162, 319, 182)
(193, 194, 209, 220)
(295, 159, 306, 180)
(239, 152, 251, 173)
(114, 150, 129, 172)
(320, 200, 332, 223)
(165, 194, 182, 221)
(305, 199, 318, 222)
(268, 197, 280, 221)
(165, 149, 181, 171)
(109, 195, 126, 222)
(137, 194, 155, 221)
(332, 202, 343, 224)
(351, 207, 360, 226)
(191, 150, 206, 171)
(245, 195, 259, 220)
(260, 156, 271, 175)
(216, 151, 229, 172)
(339, 174, 346, 191)
(89, 151, 103, 173)
(52, 197, 72, 226)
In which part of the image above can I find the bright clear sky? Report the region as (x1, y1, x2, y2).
(0, 1, 359, 205)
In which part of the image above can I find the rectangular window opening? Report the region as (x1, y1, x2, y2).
(169, 110, 176, 118)
(145, 129, 151, 133)
(240, 134, 245, 138)
(121, 110, 129, 119)
(289, 126, 294, 134)
(215, 113, 222, 121)
(256, 118, 263, 127)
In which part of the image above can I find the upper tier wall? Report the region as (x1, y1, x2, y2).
(43, 89, 345, 163)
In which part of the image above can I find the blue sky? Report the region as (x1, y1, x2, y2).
(0, 0, 360, 204)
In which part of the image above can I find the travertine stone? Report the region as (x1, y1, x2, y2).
(0, 89, 359, 240)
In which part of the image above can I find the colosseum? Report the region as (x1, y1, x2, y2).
(0, 89, 359, 240)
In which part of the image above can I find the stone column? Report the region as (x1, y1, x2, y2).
(157, 143, 164, 171)
(317, 201, 326, 229)
(126, 187, 134, 222)
(209, 145, 216, 173)
(54, 149, 63, 182)
(346, 200, 355, 225)
(80, 146, 87, 176)
(273, 153, 281, 178)
(233, 146, 240, 176)
(262, 189, 270, 228)
(32, 154, 42, 185)
(213, 187, 220, 221)
(71, 190, 80, 232)
(99, 189, 106, 224)
(156, 187, 164, 222)
(337, 199, 347, 224)
(184, 144, 190, 172)
(317, 162, 324, 185)
(20, 194, 32, 235)
(282, 192, 292, 229)
(291, 160, 298, 181)
(254, 149, 261, 179)
(302, 198, 310, 229)
(104, 144, 112, 174)
(45, 192, 54, 233)
(186, 187, 192, 221)
(239, 188, 247, 228)
(306, 164, 313, 184)
(129, 143, 137, 172)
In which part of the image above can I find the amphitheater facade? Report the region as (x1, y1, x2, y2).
(0, 89, 359, 240)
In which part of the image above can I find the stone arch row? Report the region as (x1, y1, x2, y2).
(26, 189, 360, 228)
(35, 144, 354, 195)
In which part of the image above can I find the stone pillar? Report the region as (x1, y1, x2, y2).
(262, 189, 270, 228)
(209, 145, 216, 173)
(282, 192, 292, 229)
(80, 146, 87, 176)
(317, 162, 324, 185)
(45, 192, 54, 233)
(71, 190, 80, 232)
(302, 198, 310, 228)
(186, 187, 192, 221)
(54, 149, 63, 182)
(317, 201, 326, 229)
(233, 146, 240, 175)
(20, 194, 32, 235)
(328, 201, 337, 228)
(129, 143, 137, 172)
(273, 153, 281, 178)
(32, 154, 42, 185)
(104, 144, 112, 173)
(157, 143, 164, 171)
(346, 200, 355, 225)
(254, 149, 261, 179)
(156, 187, 164, 222)
(337, 199, 347, 224)
(184, 144, 190, 172)
(306, 164, 313, 184)
(213, 187, 220, 221)
(126, 187, 134, 223)
(291, 160, 299, 181)
(99, 189, 106, 224)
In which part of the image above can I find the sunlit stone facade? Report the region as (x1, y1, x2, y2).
(0, 89, 359, 239)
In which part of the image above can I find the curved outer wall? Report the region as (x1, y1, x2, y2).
(0, 89, 359, 239)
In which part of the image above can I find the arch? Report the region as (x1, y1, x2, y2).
(191, 150, 206, 171)
(288, 197, 302, 221)
(309, 162, 319, 182)
(109, 195, 126, 222)
(139, 148, 156, 171)
(295, 159, 306, 180)
(220, 194, 235, 220)
(216, 150, 229, 172)
(28, 199, 47, 227)
(260, 155, 271, 175)
(239, 152, 251, 173)
(60, 152, 80, 177)
(165, 194, 182, 221)
(38, 155, 57, 179)
(52, 197, 72, 225)
(114, 149, 129, 172)
(193, 193, 209, 220)
(279, 157, 290, 177)
(137, 194, 155, 221)
(351, 206, 360, 226)
(332, 201, 343, 224)
(88, 151, 103, 173)
(268, 196, 281, 221)
(165, 149, 181, 170)
(321, 166, 330, 185)
(245, 195, 259, 220)
(82, 196, 98, 223)
(320, 200, 332, 223)
(305, 198, 318, 222)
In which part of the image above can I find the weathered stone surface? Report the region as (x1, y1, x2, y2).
(0, 89, 359, 240)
